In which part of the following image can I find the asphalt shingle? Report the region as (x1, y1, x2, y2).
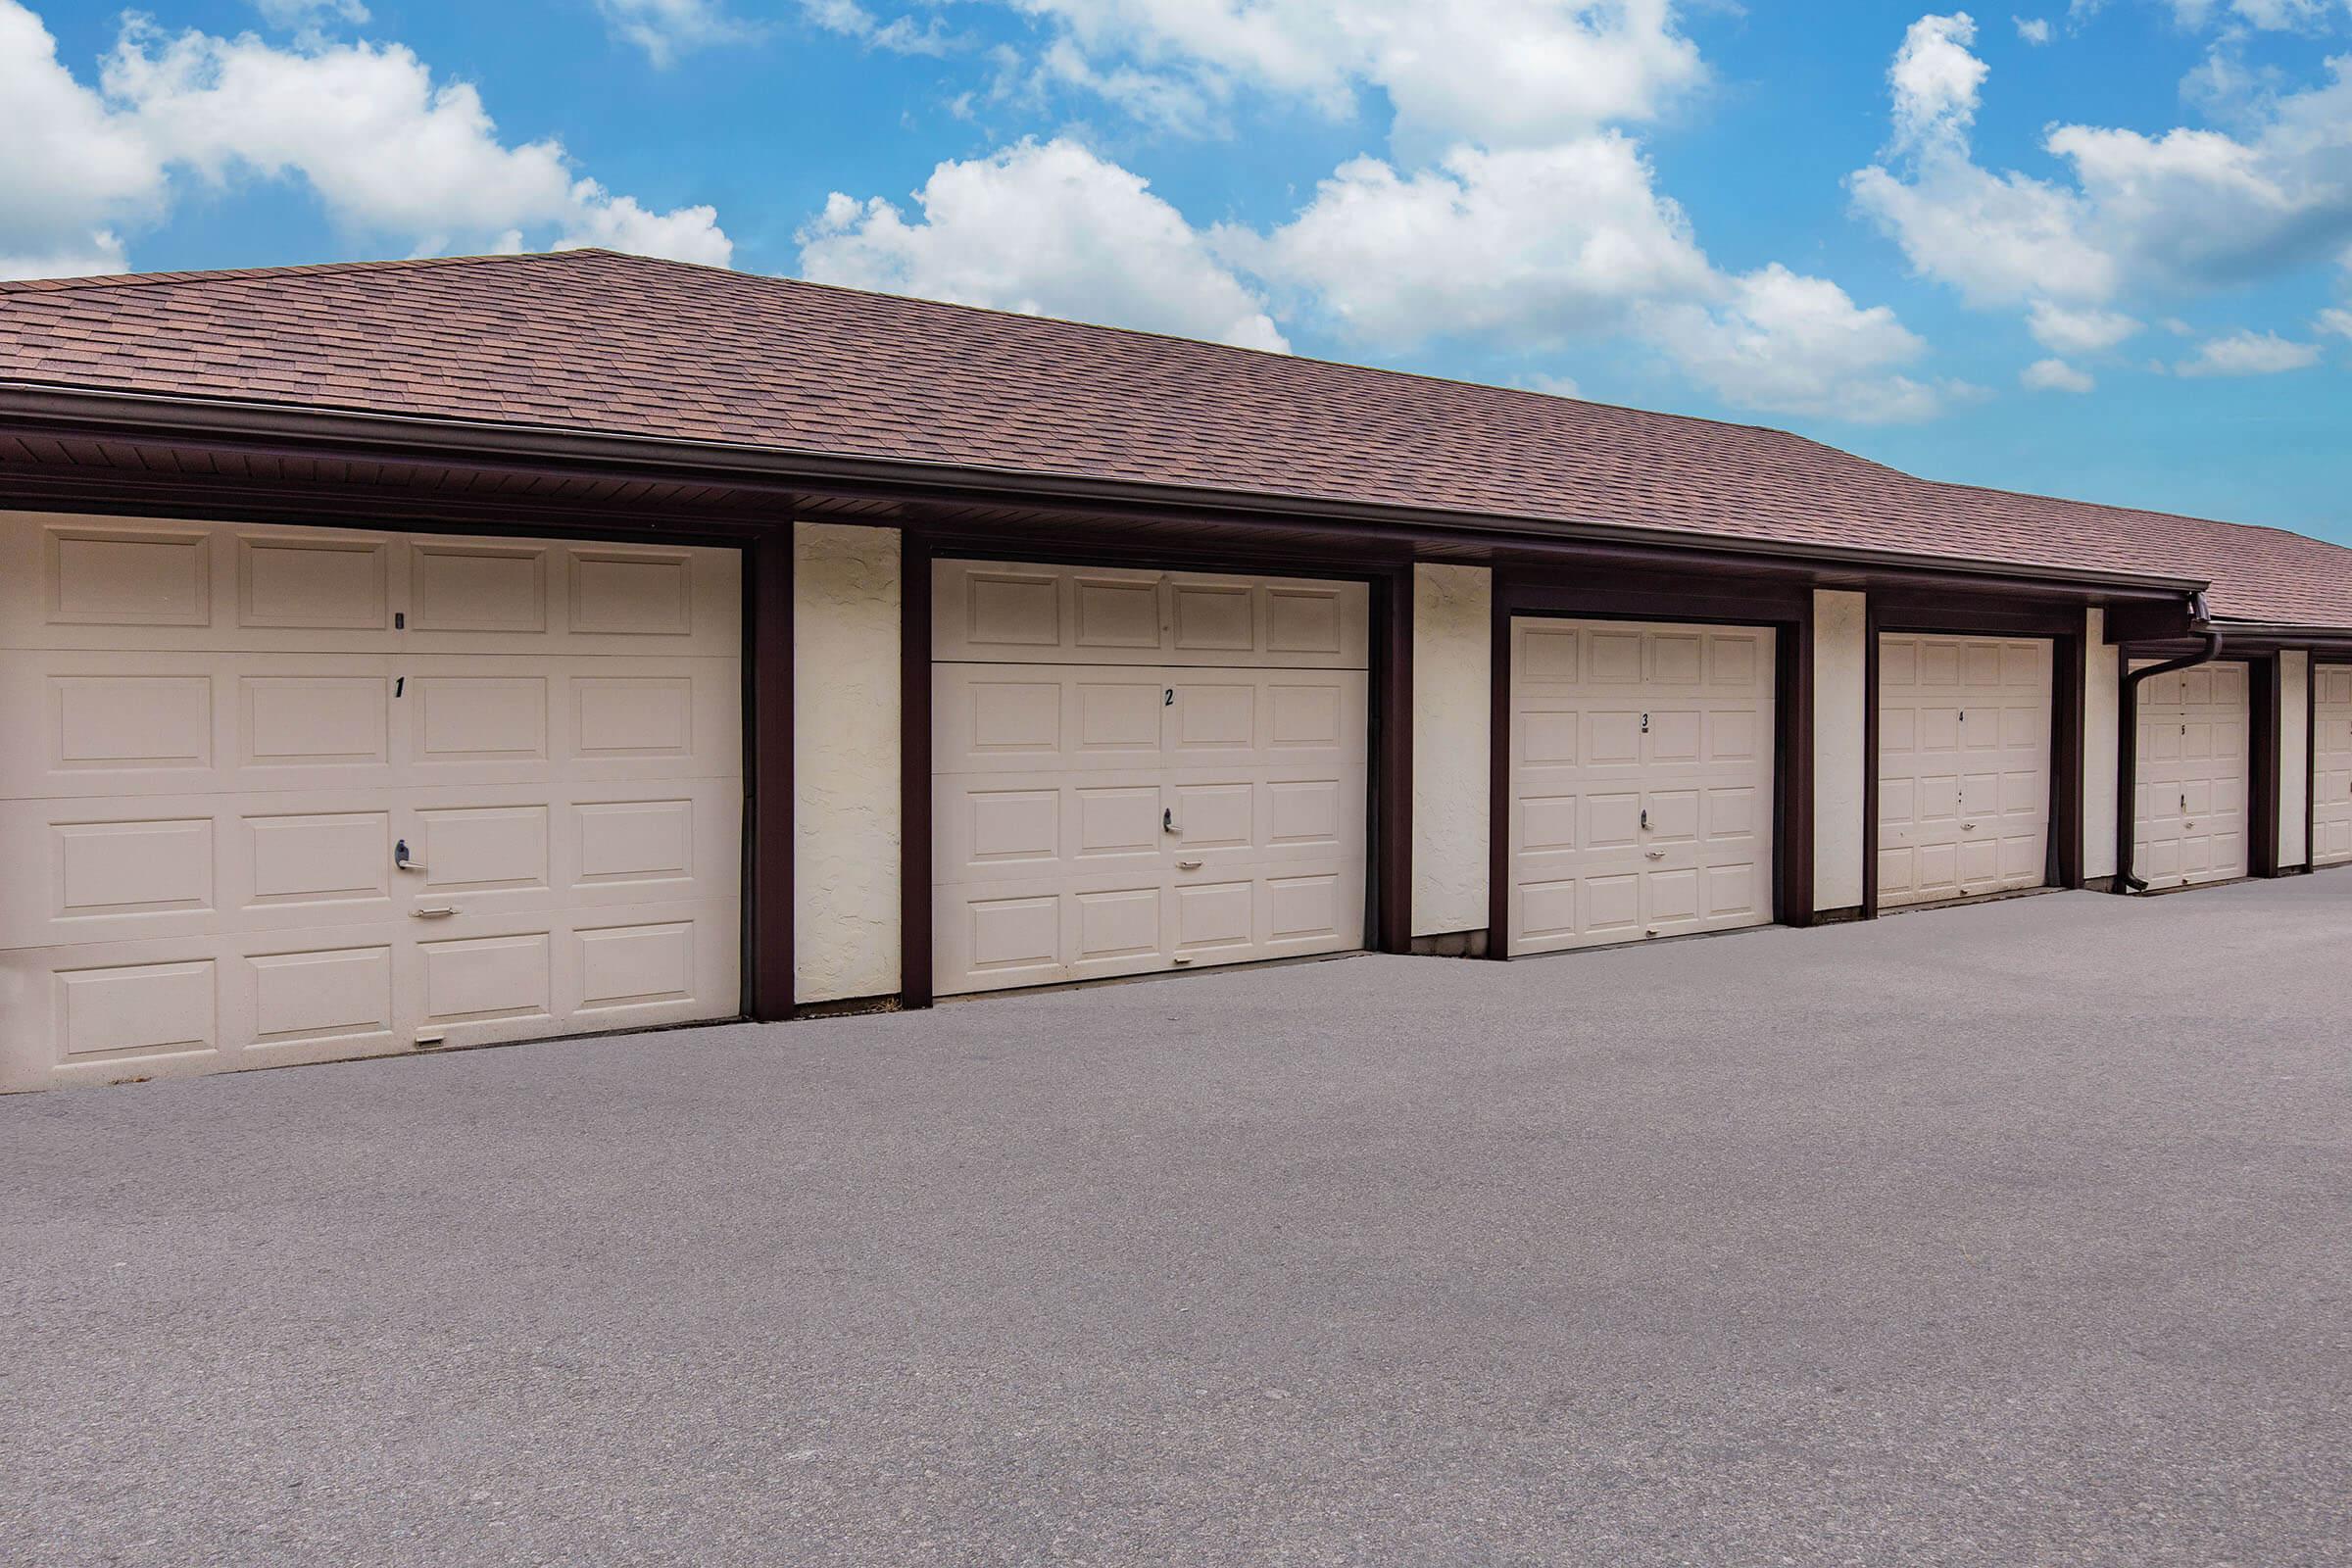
(2, 248, 2346, 626)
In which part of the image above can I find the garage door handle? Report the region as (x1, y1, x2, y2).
(1962, 821, 1976, 831)
(1163, 808, 1177, 834)
(411, 906, 459, 919)
(1645, 850, 1666, 860)
(1177, 858, 1202, 870)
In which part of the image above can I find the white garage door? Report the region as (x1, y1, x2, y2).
(2316, 663, 2352, 868)
(1508, 617, 1776, 956)
(1876, 634, 2053, 908)
(931, 559, 1368, 996)
(0, 514, 743, 1092)
(2132, 659, 2250, 888)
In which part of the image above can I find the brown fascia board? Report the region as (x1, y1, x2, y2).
(0, 378, 2211, 600)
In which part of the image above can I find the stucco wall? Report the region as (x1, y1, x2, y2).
(1412, 564, 1492, 936)
(2280, 650, 2311, 870)
(1812, 589, 1868, 912)
(2082, 608, 2121, 881)
(794, 521, 903, 1004)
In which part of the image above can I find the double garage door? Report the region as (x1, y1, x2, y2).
(931, 560, 1369, 996)
(0, 515, 743, 1092)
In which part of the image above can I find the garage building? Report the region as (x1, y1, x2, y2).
(4, 250, 2349, 1091)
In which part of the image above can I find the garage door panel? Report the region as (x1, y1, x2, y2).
(2317, 665, 2352, 866)
(934, 560, 1369, 669)
(1509, 619, 1777, 955)
(1878, 634, 2051, 909)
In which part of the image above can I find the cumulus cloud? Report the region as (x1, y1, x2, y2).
(1856, 10, 2352, 310)
(1223, 136, 1713, 345)
(0, 3, 731, 280)
(2021, 356, 2095, 391)
(0, 1, 162, 277)
(2014, 15, 2052, 42)
(2173, 328, 2323, 374)
(1005, 0, 1704, 149)
(798, 138, 1289, 351)
(1642, 265, 1955, 423)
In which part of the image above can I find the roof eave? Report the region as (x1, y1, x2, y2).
(0, 379, 2212, 599)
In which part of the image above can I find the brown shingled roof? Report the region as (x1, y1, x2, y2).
(1, 247, 2345, 627)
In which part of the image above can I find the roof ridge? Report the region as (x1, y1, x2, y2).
(0, 249, 589, 298)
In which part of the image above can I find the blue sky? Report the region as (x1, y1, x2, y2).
(7, 1, 2352, 543)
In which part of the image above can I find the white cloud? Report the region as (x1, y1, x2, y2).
(1223, 136, 1713, 346)
(1005, 0, 1704, 149)
(1856, 14, 2352, 310)
(2173, 327, 2323, 374)
(1887, 12, 1987, 154)
(2021, 355, 2095, 390)
(798, 138, 1289, 351)
(2027, 300, 2140, 352)
(2317, 305, 2352, 337)
(1642, 264, 1954, 423)
(2014, 15, 2052, 41)
(0, 5, 731, 281)
(0, 1, 162, 278)
(596, 0, 750, 67)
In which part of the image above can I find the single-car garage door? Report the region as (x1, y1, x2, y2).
(1508, 616, 1776, 956)
(0, 515, 743, 1092)
(931, 559, 1368, 995)
(2132, 659, 2249, 889)
(2316, 663, 2352, 868)
(1876, 634, 2052, 908)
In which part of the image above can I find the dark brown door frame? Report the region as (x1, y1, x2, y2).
(2312, 653, 2352, 873)
(1485, 567, 1816, 958)
(2114, 646, 2275, 888)
(2250, 652, 2283, 879)
(898, 531, 1415, 1011)
(745, 530, 796, 1021)
(1860, 600, 2088, 919)
(0, 502, 798, 1025)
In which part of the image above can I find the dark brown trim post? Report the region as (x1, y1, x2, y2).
(2251, 653, 2281, 878)
(899, 530, 935, 1010)
(746, 529, 795, 1021)
(2052, 623, 2087, 888)
(1486, 571, 1514, 958)
(2310, 655, 2328, 873)
(1372, 565, 1416, 955)
(1778, 596, 1818, 926)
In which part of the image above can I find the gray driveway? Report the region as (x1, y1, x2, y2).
(6, 880, 2351, 1566)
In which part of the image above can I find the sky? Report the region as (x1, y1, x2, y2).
(6, 2, 2352, 546)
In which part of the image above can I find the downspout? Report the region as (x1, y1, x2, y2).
(2115, 594, 2225, 893)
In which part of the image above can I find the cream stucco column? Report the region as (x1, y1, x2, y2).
(1812, 589, 1868, 914)
(2082, 608, 2121, 883)
(1411, 564, 1492, 940)
(794, 521, 903, 1004)
(2280, 650, 2311, 871)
